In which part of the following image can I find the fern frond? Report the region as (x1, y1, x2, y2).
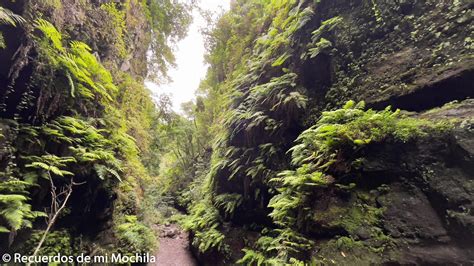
(35, 18, 64, 51)
(0, 7, 25, 26)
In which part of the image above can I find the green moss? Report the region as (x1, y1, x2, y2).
(316, 237, 385, 265)
(100, 3, 128, 59)
(369, 227, 394, 252)
(42, 0, 62, 9)
(313, 197, 384, 236)
(335, 236, 364, 251)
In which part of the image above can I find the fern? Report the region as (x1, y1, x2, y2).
(94, 164, 122, 182)
(116, 215, 157, 254)
(311, 16, 343, 41)
(25, 155, 76, 178)
(255, 101, 452, 263)
(34, 19, 117, 106)
(0, 6, 25, 48)
(238, 228, 313, 265)
(308, 37, 332, 58)
(0, 178, 45, 233)
(213, 193, 243, 218)
(238, 248, 268, 265)
(0, 7, 26, 26)
(194, 227, 226, 252)
(183, 200, 228, 253)
(301, 16, 342, 59)
(35, 19, 64, 51)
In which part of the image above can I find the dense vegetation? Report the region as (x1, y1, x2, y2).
(0, 0, 191, 255)
(1, 0, 473, 265)
(159, 0, 473, 264)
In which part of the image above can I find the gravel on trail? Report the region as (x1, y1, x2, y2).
(152, 224, 197, 266)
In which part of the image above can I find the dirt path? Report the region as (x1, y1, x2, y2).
(151, 224, 197, 266)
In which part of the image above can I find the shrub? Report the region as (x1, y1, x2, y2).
(115, 215, 157, 254)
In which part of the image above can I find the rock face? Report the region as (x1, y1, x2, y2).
(296, 113, 473, 264)
(308, 0, 474, 112)
(202, 111, 474, 265)
(333, 107, 474, 264)
(190, 0, 474, 264)
(0, 0, 150, 121)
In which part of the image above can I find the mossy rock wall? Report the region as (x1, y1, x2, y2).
(308, 113, 474, 264)
(302, 0, 474, 115)
(0, 0, 156, 254)
(193, 0, 474, 264)
(0, 0, 150, 121)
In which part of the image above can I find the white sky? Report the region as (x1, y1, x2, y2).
(145, 0, 231, 113)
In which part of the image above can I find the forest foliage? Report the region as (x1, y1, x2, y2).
(0, 0, 469, 264)
(152, 0, 461, 265)
(0, 0, 193, 255)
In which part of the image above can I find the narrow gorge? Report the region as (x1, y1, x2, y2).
(0, 0, 472, 265)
